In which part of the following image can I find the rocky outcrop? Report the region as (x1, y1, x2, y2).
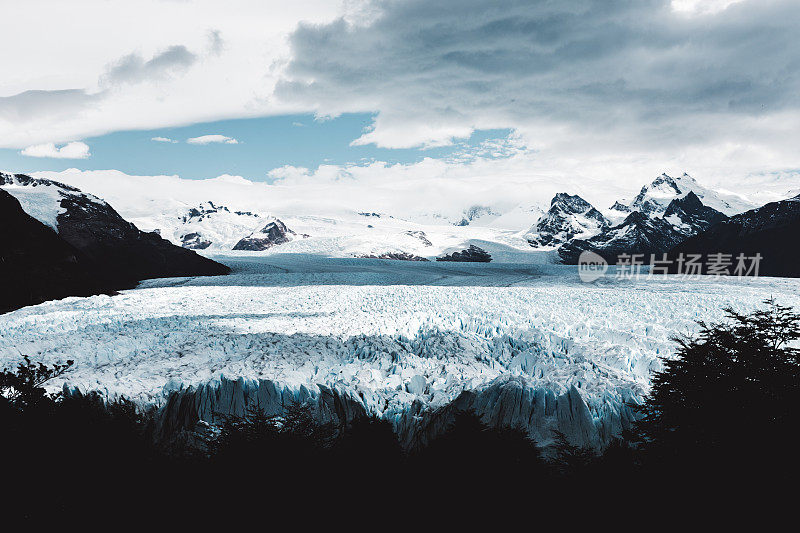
(232, 220, 294, 251)
(180, 232, 212, 250)
(405, 230, 432, 247)
(455, 205, 498, 226)
(436, 245, 492, 262)
(360, 252, 429, 261)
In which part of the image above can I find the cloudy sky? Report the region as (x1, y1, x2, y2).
(2, 0, 799, 208)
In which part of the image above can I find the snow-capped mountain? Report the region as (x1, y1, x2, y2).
(526, 193, 610, 248)
(1, 171, 96, 230)
(158, 201, 266, 250)
(541, 173, 747, 263)
(559, 211, 688, 264)
(436, 244, 492, 262)
(611, 172, 753, 218)
(15, 168, 764, 265)
(1, 188, 100, 313)
(558, 190, 728, 264)
(0, 172, 228, 312)
(662, 191, 728, 235)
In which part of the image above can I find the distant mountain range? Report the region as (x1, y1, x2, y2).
(526, 173, 756, 266)
(4, 166, 799, 310)
(523, 172, 800, 277)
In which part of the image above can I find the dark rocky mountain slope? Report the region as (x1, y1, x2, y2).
(559, 211, 687, 264)
(1, 173, 229, 313)
(0, 190, 102, 313)
(667, 195, 800, 277)
(559, 191, 727, 265)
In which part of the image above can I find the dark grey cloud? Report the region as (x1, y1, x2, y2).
(277, 0, 800, 148)
(104, 45, 197, 85)
(0, 89, 103, 122)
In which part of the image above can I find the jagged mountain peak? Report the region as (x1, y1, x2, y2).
(526, 192, 609, 249)
(614, 171, 752, 217)
(550, 192, 594, 210)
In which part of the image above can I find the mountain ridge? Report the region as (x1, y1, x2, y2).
(1, 172, 230, 313)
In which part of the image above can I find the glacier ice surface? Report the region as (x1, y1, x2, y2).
(2, 254, 798, 448)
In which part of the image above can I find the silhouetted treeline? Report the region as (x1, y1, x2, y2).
(3, 299, 799, 521)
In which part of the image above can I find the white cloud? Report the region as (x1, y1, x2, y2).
(31, 146, 800, 233)
(151, 136, 178, 143)
(0, 0, 342, 148)
(275, 0, 800, 187)
(4, 0, 800, 196)
(671, 0, 746, 15)
(20, 141, 91, 159)
(186, 134, 239, 145)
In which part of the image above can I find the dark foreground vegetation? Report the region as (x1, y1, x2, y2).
(3, 300, 799, 521)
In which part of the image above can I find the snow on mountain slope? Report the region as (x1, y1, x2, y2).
(245, 213, 540, 261)
(454, 205, 501, 226)
(526, 193, 610, 248)
(158, 201, 267, 250)
(2, 255, 797, 447)
(559, 211, 687, 264)
(0, 171, 229, 301)
(0, 172, 105, 230)
(613, 173, 754, 217)
(485, 204, 545, 231)
(23, 168, 757, 262)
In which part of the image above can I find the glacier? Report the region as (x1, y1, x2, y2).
(2, 253, 798, 448)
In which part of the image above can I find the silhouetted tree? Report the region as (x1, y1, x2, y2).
(210, 401, 337, 481)
(0, 356, 73, 411)
(412, 411, 547, 483)
(334, 416, 403, 467)
(632, 298, 800, 482)
(549, 430, 597, 478)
